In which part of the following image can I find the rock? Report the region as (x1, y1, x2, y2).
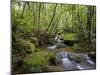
(88, 52, 96, 62)
(49, 56, 56, 65)
(63, 40, 74, 47)
(68, 53, 83, 63)
(15, 38, 36, 54)
(55, 57, 62, 64)
(30, 37, 38, 46)
(48, 39, 58, 45)
(74, 57, 82, 63)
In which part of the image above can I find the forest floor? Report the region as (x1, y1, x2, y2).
(15, 33, 96, 74)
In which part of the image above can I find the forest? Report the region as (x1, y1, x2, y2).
(12, 0, 96, 74)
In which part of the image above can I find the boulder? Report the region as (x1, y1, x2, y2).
(63, 40, 74, 47)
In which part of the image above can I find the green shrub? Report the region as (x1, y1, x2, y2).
(30, 37, 38, 47)
(12, 38, 36, 56)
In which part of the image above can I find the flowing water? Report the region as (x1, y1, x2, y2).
(47, 37, 96, 71)
(56, 52, 95, 70)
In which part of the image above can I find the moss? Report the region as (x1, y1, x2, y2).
(16, 38, 36, 54)
(23, 51, 47, 65)
(63, 33, 76, 40)
(74, 56, 82, 63)
(72, 44, 79, 50)
(23, 51, 56, 65)
(23, 51, 56, 72)
(30, 37, 38, 47)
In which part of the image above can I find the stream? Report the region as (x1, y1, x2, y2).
(56, 52, 95, 70)
(47, 37, 96, 71)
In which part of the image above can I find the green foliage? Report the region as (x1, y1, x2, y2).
(12, 1, 96, 73)
(12, 38, 36, 55)
(19, 39, 35, 53)
(23, 51, 55, 65)
(23, 51, 48, 65)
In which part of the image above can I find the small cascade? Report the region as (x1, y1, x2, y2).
(87, 60, 95, 65)
(56, 52, 96, 70)
(48, 35, 65, 50)
(48, 45, 57, 50)
(47, 35, 95, 70)
(76, 64, 84, 70)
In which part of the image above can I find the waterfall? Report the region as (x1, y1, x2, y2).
(48, 35, 63, 50)
(48, 45, 57, 50)
(76, 64, 84, 70)
(56, 52, 96, 70)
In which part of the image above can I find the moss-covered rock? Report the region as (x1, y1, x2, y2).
(68, 53, 83, 63)
(74, 56, 83, 63)
(30, 37, 38, 47)
(12, 37, 36, 58)
(14, 38, 36, 55)
(23, 51, 56, 72)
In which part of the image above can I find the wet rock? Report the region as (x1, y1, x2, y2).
(49, 56, 57, 65)
(55, 57, 62, 64)
(69, 54, 82, 63)
(63, 40, 74, 47)
(88, 52, 96, 62)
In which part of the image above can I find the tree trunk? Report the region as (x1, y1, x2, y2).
(45, 4, 57, 32)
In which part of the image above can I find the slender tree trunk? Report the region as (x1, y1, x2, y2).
(51, 4, 61, 33)
(45, 4, 57, 32)
(71, 5, 74, 33)
(87, 6, 94, 44)
(38, 3, 41, 33)
(21, 2, 26, 17)
(77, 5, 81, 23)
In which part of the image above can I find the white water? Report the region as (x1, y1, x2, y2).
(61, 58, 71, 64)
(61, 58, 78, 70)
(76, 64, 85, 70)
(56, 52, 95, 70)
(48, 45, 57, 50)
(48, 36, 62, 50)
(87, 60, 95, 65)
(48, 36, 95, 70)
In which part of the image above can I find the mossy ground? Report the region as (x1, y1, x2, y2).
(23, 51, 54, 65)
(63, 33, 77, 40)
